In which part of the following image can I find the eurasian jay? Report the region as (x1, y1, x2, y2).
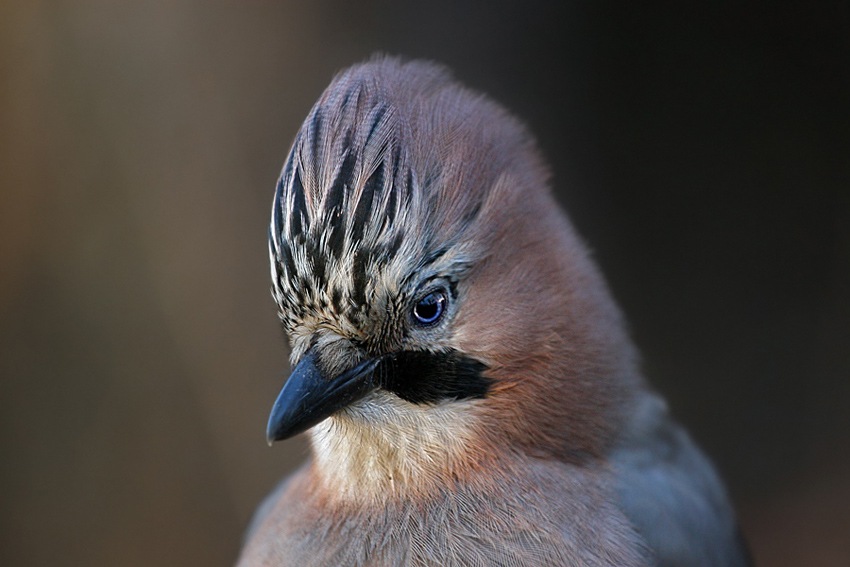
(237, 57, 751, 567)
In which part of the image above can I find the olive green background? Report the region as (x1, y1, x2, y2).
(2, 2, 848, 566)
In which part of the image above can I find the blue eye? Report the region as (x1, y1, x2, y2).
(412, 291, 447, 326)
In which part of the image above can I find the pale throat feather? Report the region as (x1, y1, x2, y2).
(309, 391, 484, 501)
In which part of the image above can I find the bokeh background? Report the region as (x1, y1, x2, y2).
(2, 1, 848, 566)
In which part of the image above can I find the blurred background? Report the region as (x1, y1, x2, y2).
(1, 1, 847, 565)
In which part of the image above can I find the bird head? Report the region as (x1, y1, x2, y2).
(266, 57, 640, 499)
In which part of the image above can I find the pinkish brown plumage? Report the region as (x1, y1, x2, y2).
(239, 57, 750, 567)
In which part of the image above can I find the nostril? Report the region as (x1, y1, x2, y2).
(310, 332, 368, 379)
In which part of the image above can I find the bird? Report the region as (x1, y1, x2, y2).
(237, 56, 751, 567)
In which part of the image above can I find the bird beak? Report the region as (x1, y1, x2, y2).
(266, 348, 381, 444)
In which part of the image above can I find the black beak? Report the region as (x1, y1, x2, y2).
(266, 349, 381, 443)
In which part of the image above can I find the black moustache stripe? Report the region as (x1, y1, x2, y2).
(378, 349, 490, 405)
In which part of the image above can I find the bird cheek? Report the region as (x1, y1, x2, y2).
(452, 287, 531, 371)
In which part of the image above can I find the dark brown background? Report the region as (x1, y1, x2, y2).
(2, 1, 848, 566)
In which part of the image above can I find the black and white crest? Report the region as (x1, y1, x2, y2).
(269, 58, 532, 338)
(269, 89, 408, 329)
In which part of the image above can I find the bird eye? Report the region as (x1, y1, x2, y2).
(412, 290, 447, 326)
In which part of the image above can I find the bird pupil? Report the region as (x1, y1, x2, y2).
(413, 292, 444, 324)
